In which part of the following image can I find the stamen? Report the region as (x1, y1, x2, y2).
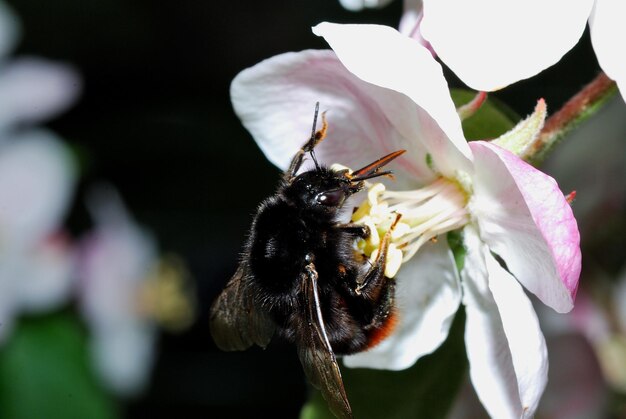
(351, 177, 470, 276)
(136, 255, 196, 331)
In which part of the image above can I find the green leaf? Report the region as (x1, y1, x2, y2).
(0, 312, 118, 419)
(301, 309, 467, 419)
(451, 89, 518, 141)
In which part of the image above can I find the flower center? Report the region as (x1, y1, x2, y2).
(136, 255, 195, 331)
(351, 177, 470, 277)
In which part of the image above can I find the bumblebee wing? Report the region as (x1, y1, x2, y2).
(298, 263, 353, 419)
(209, 262, 275, 351)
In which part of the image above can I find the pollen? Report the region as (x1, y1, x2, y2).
(136, 255, 196, 331)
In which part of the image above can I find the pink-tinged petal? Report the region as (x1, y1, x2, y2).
(469, 141, 580, 313)
(0, 57, 81, 130)
(15, 232, 75, 312)
(0, 131, 76, 248)
(420, 0, 594, 91)
(344, 239, 461, 370)
(231, 49, 437, 186)
(314, 22, 472, 179)
(589, 0, 626, 102)
(0, 1, 19, 59)
(399, 0, 436, 56)
(338, 0, 394, 11)
(462, 226, 546, 419)
(78, 188, 157, 328)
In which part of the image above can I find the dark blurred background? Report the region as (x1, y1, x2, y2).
(5, 1, 605, 418)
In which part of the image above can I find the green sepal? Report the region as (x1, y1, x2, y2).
(451, 89, 518, 141)
(492, 99, 547, 157)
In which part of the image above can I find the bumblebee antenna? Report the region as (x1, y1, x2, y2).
(309, 102, 321, 171)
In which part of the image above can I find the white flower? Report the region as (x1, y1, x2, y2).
(0, 1, 79, 342)
(77, 188, 158, 396)
(0, 2, 80, 133)
(78, 187, 194, 396)
(230, 22, 581, 418)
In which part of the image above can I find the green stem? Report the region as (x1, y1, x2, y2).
(523, 72, 618, 165)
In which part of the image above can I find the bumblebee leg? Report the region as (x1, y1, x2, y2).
(344, 227, 396, 337)
(336, 223, 370, 239)
(284, 108, 328, 181)
(354, 227, 392, 297)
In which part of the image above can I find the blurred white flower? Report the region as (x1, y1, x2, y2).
(338, 0, 394, 12)
(78, 187, 194, 396)
(0, 133, 77, 341)
(0, 2, 81, 133)
(0, 1, 79, 342)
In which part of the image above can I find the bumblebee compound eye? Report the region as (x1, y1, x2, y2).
(315, 189, 345, 207)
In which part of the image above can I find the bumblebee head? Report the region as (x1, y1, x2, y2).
(286, 150, 406, 215)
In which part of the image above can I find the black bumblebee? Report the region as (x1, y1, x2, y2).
(210, 103, 405, 419)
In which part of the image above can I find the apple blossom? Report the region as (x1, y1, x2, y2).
(0, 134, 77, 342)
(231, 22, 581, 418)
(0, 0, 79, 342)
(416, 0, 626, 100)
(77, 187, 194, 396)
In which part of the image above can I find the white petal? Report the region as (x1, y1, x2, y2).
(0, 57, 81, 131)
(15, 233, 75, 312)
(485, 247, 548, 417)
(232, 49, 437, 186)
(0, 131, 76, 248)
(344, 239, 461, 370)
(91, 322, 156, 396)
(313, 22, 473, 179)
(338, 0, 394, 11)
(461, 228, 523, 419)
(0, 1, 19, 59)
(421, 0, 594, 91)
(469, 141, 580, 313)
(589, 0, 626, 102)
